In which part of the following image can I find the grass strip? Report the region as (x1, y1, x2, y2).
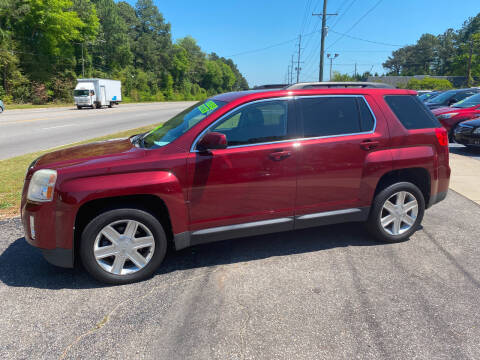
(0, 123, 158, 219)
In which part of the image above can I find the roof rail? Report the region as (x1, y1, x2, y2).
(252, 84, 289, 90)
(286, 82, 394, 90)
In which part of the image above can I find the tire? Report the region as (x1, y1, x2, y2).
(108, 102, 113, 108)
(77, 105, 82, 110)
(80, 208, 167, 284)
(449, 125, 458, 143)
(95, 102, 101, 109)
(366, 182, 425, 243)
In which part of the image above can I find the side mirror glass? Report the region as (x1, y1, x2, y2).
(197, 132, 227, 151)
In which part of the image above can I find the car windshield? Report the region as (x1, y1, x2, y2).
(452, 93, 480, 108)
(140, 99, 227, 149)
(74, 90, 89, 96)
(426, 90, 457, 104)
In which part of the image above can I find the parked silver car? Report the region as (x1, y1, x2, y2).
(0, 99, 4, 113)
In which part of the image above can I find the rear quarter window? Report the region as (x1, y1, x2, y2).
(384, 95, 440, 130)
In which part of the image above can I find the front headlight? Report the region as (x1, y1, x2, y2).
(27, 169, 57, 202)
(473, 127, 480, 134)
(437, 113, 458, 119)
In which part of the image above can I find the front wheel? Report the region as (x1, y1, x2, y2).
(366, 182, 425, 242)
(80, 208, 167, 284)
(77, 105, 82, 110)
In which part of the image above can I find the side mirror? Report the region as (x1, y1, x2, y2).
(448, 99, 457, 106)
(197, 132, 227, 152)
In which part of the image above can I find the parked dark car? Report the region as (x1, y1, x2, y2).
(425, 88, 480, 110)
(453, 117, 480, 148)
(418, 91, 441, 102)
(432, 93, 480, 140)
(22, 82, 450, 284)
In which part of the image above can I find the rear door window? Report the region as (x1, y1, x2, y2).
(297, 96, 366, 138)
(384, 95, 440, 129)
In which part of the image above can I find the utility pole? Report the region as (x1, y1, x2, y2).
(327, 53, 339, 80)
(290, 55, 295, 84)
(296, 34, 303, 83)
(81, 42, 85, 78)
(354, 63, 357, 79)
(313, 1, 337, 82)
(467, 39, 473, 87)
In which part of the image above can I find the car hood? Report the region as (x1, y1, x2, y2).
(431, 107, 459, 115)
(34, 138, 138, 170)
(461, 117, 480, 127)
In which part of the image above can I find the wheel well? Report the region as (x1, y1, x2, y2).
(74, 195, 173, 263)
(374, 168, 430, 205)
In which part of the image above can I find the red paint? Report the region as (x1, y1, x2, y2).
(21, 87, 450, 256)
(432, 105, 480, 134)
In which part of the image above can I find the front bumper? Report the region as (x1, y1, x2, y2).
(21, 200, 75, 268)
(454, 131, 480, 146)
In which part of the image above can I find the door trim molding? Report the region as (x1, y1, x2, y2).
(174, 207, 370, 250)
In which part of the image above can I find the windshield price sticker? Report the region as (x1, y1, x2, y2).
(206, 101, 218, 110)
(198, 104, 209, 114)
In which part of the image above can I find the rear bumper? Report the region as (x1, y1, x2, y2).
(428, 191, 448, 208)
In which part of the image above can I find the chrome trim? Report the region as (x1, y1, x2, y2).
(296, 208, 361, 220)
(190, 97, 293, 152)
(192, 217, 294, 236)
(190, 95, 377, 152)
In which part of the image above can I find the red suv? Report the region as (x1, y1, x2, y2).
(21, 82, 451, 284)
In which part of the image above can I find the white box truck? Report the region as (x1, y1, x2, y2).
(74, 78, 122, 109)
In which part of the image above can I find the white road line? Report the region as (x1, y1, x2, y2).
(42, 124, 76, 130)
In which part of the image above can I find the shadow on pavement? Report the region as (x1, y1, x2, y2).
(0, 222, 385, 289)
(449, 144, 480, 157)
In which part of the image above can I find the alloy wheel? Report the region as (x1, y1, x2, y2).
(380, 191, 418, 236)
(93, 220, 155, 275)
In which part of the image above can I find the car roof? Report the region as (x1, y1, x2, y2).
(211, 87, 417, 104)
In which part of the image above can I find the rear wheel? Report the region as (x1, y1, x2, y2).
(367, 182, 425, 242)
(80, 208, 167, 284)
(77, 105, 82, 110)
(108, 102, 113, 108)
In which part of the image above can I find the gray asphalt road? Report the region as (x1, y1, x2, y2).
(0, 102, 196, 160)
(0, 191, 479, 359)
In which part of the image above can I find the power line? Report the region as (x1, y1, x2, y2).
(226, 38, 298, 57)
(328, 29, 402, 47)
(327, 0, 385, 49)
(328, 0, 358, 31)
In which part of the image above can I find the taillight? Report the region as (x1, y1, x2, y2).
(435, 127, 448, 146)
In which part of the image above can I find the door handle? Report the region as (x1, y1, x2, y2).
(269, 150, 292, 161)
(360, 140, 379, 151)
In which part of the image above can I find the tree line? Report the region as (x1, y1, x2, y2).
(0, 0, 249, 104)
(383, 13, 480, 85)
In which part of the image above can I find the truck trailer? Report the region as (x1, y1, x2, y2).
(74, 78, 122, 109)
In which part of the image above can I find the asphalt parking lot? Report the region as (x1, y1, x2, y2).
(450, 143, 480, 161)
(0, 190, 479, 359)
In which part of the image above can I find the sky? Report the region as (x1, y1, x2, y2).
(126, 0, 480, 87)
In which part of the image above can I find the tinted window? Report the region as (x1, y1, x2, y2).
(298, 97, 361, 137)
(452, 91, 476, 103)
(210, 100, 289, 146)
(385, 95, 440, 129)
(357, 98, 375, 131)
